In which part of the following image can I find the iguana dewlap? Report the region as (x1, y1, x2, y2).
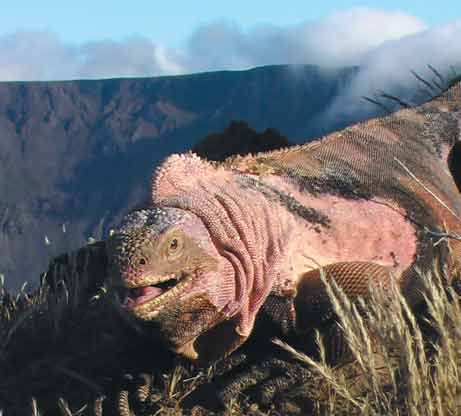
(108, 79, 461, 362)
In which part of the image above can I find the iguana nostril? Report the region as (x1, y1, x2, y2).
(139, 258, 146, 265)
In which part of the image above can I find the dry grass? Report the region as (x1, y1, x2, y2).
(1, 250, 461, 415)
(275, 266, 461, 415)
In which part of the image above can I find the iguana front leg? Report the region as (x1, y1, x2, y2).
(216, 262, 396, 407)
(294, 261, 395, 331)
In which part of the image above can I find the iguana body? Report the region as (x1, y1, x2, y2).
(108, 79, 461, 362)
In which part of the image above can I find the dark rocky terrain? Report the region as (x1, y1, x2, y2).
(0, 64, 363, 290)
(193, 120, 292, 161)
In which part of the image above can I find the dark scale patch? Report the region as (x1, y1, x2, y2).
(237, 176, 331, 227)
(153, 294, 221, 347)
(448, 142, 461, 192)
(445, 75, 461, 91)
(385, 182, 453, 282)
(417, 106, 460, 157)
(388, 183, 433, 233)
(257, 157, 373, 200)
(256, 294, 297, 338)
(298, 169, 373, 200)
(388, 181, 449, 282)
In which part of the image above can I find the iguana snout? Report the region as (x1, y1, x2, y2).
(109, 207, 221, 312)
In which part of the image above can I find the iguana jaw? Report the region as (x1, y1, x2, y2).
(123, 271, 193, 317)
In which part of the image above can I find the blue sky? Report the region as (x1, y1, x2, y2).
(0, 1, 459, 81)
(1, 0, 458, 46)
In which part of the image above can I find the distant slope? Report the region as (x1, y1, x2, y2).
(0, 64, 362, 289)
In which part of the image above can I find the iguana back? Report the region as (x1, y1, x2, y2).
(227, 79, 461, 296)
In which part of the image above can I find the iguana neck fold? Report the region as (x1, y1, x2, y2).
(152, 155, 297, 336)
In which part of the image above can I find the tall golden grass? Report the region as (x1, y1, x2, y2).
(275, 266, 461, 415)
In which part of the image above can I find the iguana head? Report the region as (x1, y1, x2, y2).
(108, 206, 244, 361)
(108, 153, 281, 362)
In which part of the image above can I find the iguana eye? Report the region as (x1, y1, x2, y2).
(170, 239, 178, 250)
(167, 236, 183, 257)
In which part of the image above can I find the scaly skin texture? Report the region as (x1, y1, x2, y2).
(108, 79, 461, 363)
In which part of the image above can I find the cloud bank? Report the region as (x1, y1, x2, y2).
(0, 32, 183, 80)
(183, 9, 426, 71)
(0, 8, 430, 81)
(0, 7, 460, 122)
(323, 18, 461, 121)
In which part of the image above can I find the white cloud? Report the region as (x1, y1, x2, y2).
(0, 32, 182, 81)
(183, 8, 426, 71)
(324, 19, 461, 122)
(188, 9, 425, 69)
(289, 8, 426, 67)
(0, 8, 428, 81)
(0, 6, 459, 110)
(0, 31, 78, 81)
(78, 36, 186, 78)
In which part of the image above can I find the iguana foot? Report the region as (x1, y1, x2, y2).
(99, 372, 159, 416)
(217, 356, 313, 408)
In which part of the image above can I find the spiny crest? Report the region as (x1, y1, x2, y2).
(117, 207, 185, 236)
(151, 152, 222, 202)
(447, 74, 461, 90)
(362, 68, 461, 114)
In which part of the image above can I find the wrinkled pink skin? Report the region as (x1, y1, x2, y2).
(118, 154, 416, 341)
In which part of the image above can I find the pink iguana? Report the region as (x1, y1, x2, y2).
(108, 77, 461, 364)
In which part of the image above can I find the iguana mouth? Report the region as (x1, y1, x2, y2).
(123, 272, 191, 310)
